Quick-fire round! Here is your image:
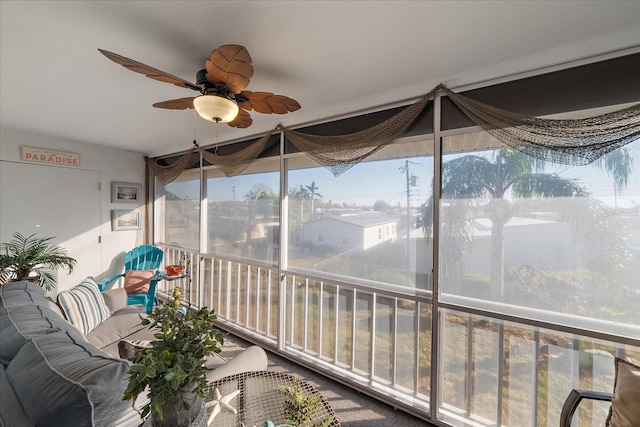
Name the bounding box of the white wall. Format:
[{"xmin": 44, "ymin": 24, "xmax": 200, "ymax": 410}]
[{"xmin": 0, "ymin": 127, "xmax": 147, "ymax": 293}]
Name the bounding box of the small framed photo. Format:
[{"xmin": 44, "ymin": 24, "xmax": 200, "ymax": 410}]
[
  {"xmin": 111, "ymin": 210, "xmax": 141, "ymax": 231},
  {"xmin": 112, "ymin": 182, "xmax": 141, "ymax": 203}
]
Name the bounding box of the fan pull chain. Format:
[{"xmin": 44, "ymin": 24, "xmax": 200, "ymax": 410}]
[
  {"xmin": 214, "ymin": 121, "xmax": 219, "ymax": 154},
  {"xmin": 192, "ymin": 109, "xmax": 197, "ymax": 146}
]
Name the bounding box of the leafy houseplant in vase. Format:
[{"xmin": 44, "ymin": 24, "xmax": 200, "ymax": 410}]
[
  {"xmin": 123, "ymin": 287, "xmax": 225, "ymax": 427},
  {"xmin": 0, "ymin": 232, "xmax": 76, "ymax": 291}
]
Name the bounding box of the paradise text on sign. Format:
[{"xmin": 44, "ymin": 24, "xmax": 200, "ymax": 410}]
[{"xmin": 21, "ymin": 146, "xmax": 80, "ymax": 167}]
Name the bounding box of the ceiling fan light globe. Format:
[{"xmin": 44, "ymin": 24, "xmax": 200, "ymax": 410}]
[{"xmin": 193, "ymin": 95, "xmax": 239, "ymax": 123}]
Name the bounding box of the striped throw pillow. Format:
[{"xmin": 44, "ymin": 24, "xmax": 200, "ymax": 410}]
[{"xmin": 57, "ymin": 278, "xmax": 111, "ymax": 335}]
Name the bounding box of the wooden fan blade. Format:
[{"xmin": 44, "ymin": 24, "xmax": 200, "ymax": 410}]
[
  {"xmin": 238, "ymin": 91, "xmax": 301, "ymax": 114},
  {"xmin": 205, "ymin": 45, "xmax": 254, "ymax": 94},
  {"xmin": 152, "ymin": 97, "xmax": 195, "ymax": 110},
  {"xmin": 98, "ymin": 49, "xmax": 201, "ymax": 92},
  {"xmin": 228, "ymin": 109, "xmax": 253, "ymax": 128}
]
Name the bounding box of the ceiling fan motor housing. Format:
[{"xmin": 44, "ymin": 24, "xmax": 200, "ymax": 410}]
[{"xmin": 196, "ymin": 69, "xmax": 236, "ymax": 100}]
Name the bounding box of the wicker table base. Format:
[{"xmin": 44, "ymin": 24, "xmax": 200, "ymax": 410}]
[{"xmin": 204, "ymin": 371, "xmax": 340, "ymax": 427}]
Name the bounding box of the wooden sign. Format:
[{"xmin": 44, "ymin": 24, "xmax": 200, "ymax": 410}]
[{"xmin": 20, "ymin": 146, "xmax": 80, "ymax": 167}]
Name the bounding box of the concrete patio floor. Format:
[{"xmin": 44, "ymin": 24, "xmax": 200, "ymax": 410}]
[{"xmin": 219, "ymin": 332, "xmax": 434, "ymax": 426}]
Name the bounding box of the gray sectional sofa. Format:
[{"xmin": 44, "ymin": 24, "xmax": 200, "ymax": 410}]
[{"xmin": 0, "ymin": 280, "xmax": 268, "ymax": 427}]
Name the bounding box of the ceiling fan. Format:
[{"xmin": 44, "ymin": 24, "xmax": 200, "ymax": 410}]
[{"xmin": 99, "ymin": 45, "xmax": 301, "ymax": 128}]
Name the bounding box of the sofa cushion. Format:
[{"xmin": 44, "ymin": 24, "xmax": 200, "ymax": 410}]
[
  {"xmin": 0, "ymin": 281, "xmax": 85, "ymax": 364},
  {"xmin": 123, "ymin": 270, "xmax": 155, "ymax": 294},
  {"xmin": 0, "ymin": 280, "xmax": 61, "ymax": 316},
  {"xmin": 0, "ymin": 363, "xmax": 32, "ymax": 427},
  {"xmin": 57, "ymin": 278, "xmax": 111, "ymax": 335},
  {"xmin": 606, "ymin": 357, "xmax": 640, "ymax": 427},
  {"xmin": 5, "ymin": 329, "xmax": 140, "ymax": 427},
  {"xmin": 205, "ymin": 345, "xmax": 268, "ymax": 383},
  {"xmin": 0, "ymin": 303, "xmax": 86, "ymax": 365},
  {"xmin": 85, "ymin": 305, "xmax": 148, "ymax": 351},
  {"xmin": 0, "ymin": 280, "xmax": 44, "ymax": 304},
  {"xmin": 100, "ymin": 288, "xmax": 128, "ymax": 313}
]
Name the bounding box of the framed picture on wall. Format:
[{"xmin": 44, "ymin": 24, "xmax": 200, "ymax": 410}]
[
  {"xmin": 111, "ymin": 182, "xmax": 141, "ymax": 203},
  {"xmin": 111, "ymin": 210, "xmax": 141, "ymax": 231}
]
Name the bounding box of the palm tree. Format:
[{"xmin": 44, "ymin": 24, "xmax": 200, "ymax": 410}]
[
  {"xmin": 0, "ymin": 232, "xmax": 76, "ymax": 291},
  {"xmin": 288, "ymin": 185, "xmax": 312, "ymax": 247},
  {"xmin": 243, "ymin": 185, "xmax": 277, "ymax": 259},
  {"xmin": 290, "ymin": 185, "xmax": 311, "ymax": 221},
  {"xmin": 305, "ymin": 181, "xmax": 322, "ymax": 219},
  {"xmin": 245, "ymin": 184, "xmax": 276, "ymax": 202},
  {"xmin": 425, "ymin": 149, "xmax": 589, "ymax": 300},
  {"xmin": 291, "ymin": 185, "xmax": 311, "ymax": 199},
  {"xmin": 594, "ymin": 147, "xmax": 633, "ymax": 208}
]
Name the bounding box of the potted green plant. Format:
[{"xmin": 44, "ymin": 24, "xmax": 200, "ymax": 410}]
[
  {"xmin": 277, "ymin": 377, "xmax": 335, "ymax": 427},
  {"xmin": 0, "ymin": 232, "xmax": 77, "ymax": 291},
  {"xmin": 123, "ymin": 287, "xmax": 225, "ymax": 426}
]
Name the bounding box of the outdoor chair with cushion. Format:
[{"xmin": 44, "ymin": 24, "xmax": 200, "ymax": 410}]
[
  {"xmin": 97, "ymin": 244, "xmax": 164, "ymax": 314},
  {"xmin": 560, "ymin": 357, "xmax": 640, "ymax": 427}
]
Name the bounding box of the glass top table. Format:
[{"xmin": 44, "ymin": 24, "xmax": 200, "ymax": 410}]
[{"xmin": 203, "ymin": 371, "xmax": 340, "ymax": 427}]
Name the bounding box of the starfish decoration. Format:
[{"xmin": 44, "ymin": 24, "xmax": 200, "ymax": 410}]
[{"xmin": 206, "ymin": 387, "xmax": 240, "ymax": 425}]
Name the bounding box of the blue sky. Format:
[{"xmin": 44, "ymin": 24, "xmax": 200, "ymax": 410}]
[{"xmin": 167, "ymin": 139, "xmax": 639, "ymax": 209}]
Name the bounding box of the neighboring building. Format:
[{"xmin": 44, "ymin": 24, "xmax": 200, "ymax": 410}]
[
  {"xmin": 302, "ymin": 213, "xmax": 398, "ymax": 252},
  {"xmin": 457, "ymin": 216, "xmax": 575, "ymax": 276}
]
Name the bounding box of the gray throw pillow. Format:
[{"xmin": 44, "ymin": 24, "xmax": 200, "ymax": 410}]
[
  {"xmin": 6, "ymin": 337, "xmax": 94, "ymax": 426},
  {"xmin": 0, "ymin": 283, "xmax": 86, "ymax": 364},
  {"xmin": 6, "ymin": 330, "xmax": 138, "ymax": 427}
]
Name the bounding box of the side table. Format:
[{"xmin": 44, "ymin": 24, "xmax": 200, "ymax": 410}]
[{"xmin": 204, "ymin": 371, "xmax": 340, "ymax": 427}]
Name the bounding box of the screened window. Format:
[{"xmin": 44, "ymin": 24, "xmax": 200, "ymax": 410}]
[
  {"xmin": 286, "ymin": 137, "xmax": 435, "ymax": 291},
  {"xmin": 156, "ymin": 169, "xmax": 200, "ymax": 251},
  {"xmin": 205, "ymin": 159, "xmax": 280, "ymax": 265},
  {"xmin": 439, "ymin": 131, "xmax": 640, "ymax": 337}
]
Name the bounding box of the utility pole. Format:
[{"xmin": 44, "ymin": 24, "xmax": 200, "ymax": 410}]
[{"xmin": 399, "ymin": 160, "xmax": 419, "ymax": 267}]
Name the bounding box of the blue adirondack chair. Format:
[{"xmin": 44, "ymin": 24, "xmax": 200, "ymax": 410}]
[{"xmin": 97, "ymin": 245, "xmax": 164, "ymax": 314}]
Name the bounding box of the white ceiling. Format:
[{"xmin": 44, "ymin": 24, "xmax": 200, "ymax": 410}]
[{"xmin": 2, "ymin": 1, "xmax": 639, "ymax": 158}]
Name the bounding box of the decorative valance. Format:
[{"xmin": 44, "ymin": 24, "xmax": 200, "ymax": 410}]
[
  {"xmin": 146, "ymin": 84, "xmax": 640, "ymax": 184},
  {"xmin": 439, "ymin": 85, "xmax": 640, "ymax": 166},
  {"xmin": 199, "ymin": 128, "xmax": 276, "ymax": 177},
  {"xmin": 279, "ymin": 86, "xmax": 436, "ymax": 176},
  {"xmin": 145, "ymin": 147, "xmax": 197, "ymax": 185}
]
